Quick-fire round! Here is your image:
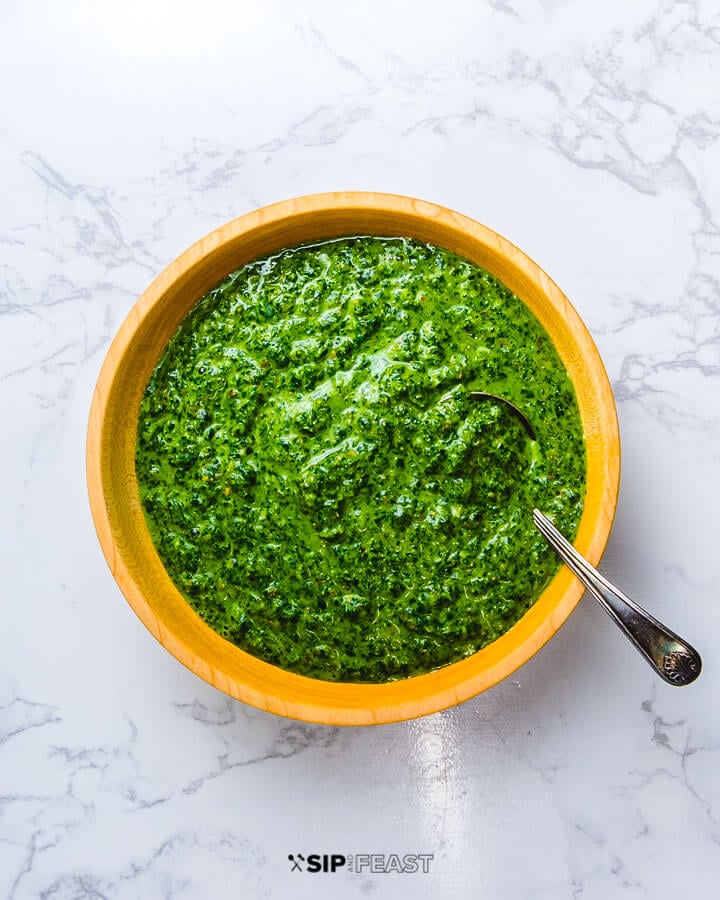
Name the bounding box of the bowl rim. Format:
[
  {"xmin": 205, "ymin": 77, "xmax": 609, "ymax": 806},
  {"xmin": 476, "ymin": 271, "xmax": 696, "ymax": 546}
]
[{"xmin": 86, "ymin": 191, "xmax": 620, "ymax": 725}]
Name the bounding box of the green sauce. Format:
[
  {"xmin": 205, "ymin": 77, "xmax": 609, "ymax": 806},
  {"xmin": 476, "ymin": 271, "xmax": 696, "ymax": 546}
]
[{"xmin": 136, "ymin": 237, "xmax": 586, "ymax": 682}]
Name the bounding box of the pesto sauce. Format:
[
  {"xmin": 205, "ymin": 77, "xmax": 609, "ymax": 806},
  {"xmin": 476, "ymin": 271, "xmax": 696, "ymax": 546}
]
[{"xmin": 136, "ymin": 237, "xmax": 586, "ymax": 682}]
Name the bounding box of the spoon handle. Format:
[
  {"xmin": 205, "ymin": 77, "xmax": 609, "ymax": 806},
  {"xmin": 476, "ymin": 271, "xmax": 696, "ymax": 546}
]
[{"xmin": 533, "ymin": 509, "xmax": 701, "ymax": 686}]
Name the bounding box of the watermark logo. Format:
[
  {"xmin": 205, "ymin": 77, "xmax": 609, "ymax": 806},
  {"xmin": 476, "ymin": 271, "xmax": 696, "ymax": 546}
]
[{"xmin": 288, "ymin": 853, "xmax": 433, "ymax": 874}]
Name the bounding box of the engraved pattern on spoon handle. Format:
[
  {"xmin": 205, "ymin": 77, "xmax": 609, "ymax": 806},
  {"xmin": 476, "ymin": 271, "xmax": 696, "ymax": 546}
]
[{"xmin": 533, "ymin": 509, "xmax": 702, "ymax": 686}]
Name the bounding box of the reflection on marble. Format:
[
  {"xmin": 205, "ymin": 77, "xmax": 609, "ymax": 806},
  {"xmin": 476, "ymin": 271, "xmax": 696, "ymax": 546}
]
[{"xmin": 1, "ymin": 0, "xmax": 719, "ymax": 896}]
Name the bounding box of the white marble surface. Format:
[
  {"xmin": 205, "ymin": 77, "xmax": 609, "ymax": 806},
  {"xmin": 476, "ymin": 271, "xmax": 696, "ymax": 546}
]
[{"xmin": 2, "ymin": 0, "xmax": 719, "ymax": 896}]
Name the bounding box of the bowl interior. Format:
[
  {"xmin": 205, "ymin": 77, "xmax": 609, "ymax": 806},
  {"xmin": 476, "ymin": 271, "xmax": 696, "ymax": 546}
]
[{"xmin": 87, "ymin": 192, "xmax": 620, "ymax": 725}]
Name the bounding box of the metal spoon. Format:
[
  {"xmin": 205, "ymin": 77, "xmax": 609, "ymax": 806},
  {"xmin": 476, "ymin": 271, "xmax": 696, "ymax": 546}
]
[
  {"xmin": 468, "ymin": 391, "xmax": 702, "ymax": 686},
  {"xmin": 533, "ymin": 510, "xmax": 701, "ymax": 685},
  {"xmin": 468, "ymin": 391, "xmax": 537, "ymax": 440}
]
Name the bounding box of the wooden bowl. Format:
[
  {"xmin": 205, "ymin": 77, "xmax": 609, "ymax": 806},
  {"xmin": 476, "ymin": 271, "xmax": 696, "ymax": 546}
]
[{"xmin": 87, "ymin": 192, "xmax": 620, "ymax": 725}]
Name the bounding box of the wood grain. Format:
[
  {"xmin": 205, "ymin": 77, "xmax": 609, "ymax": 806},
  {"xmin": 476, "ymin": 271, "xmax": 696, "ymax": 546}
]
[{"xmin": 86, "ymin": 192, "xmax": 620, "ymax": 725}]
